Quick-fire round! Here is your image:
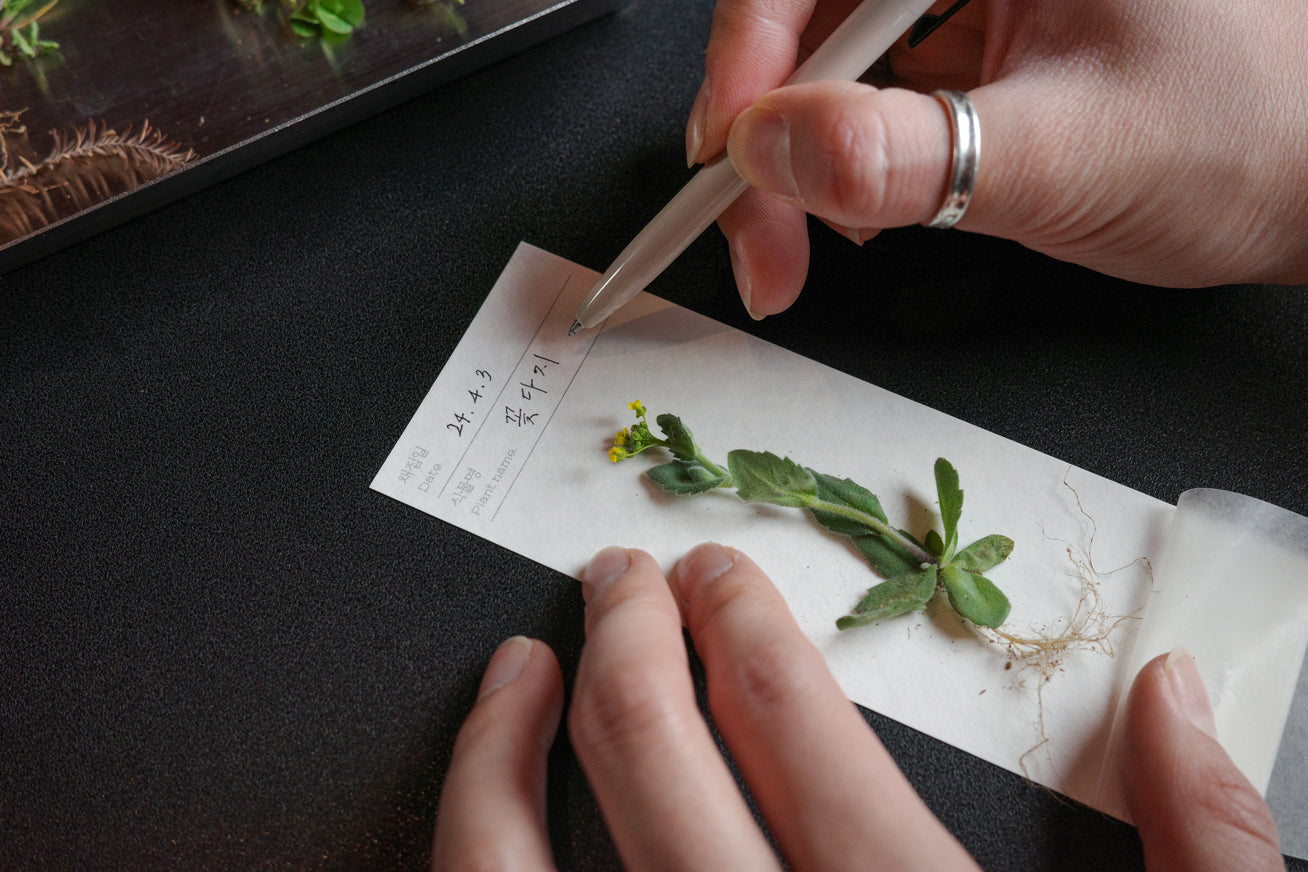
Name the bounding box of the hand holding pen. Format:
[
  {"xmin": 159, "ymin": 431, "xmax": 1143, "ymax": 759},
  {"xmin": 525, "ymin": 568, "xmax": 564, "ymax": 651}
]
[
  {"xmin": 697, "ymin": 0, "xmax": 1308, "ymax": 313},
  {"xmin": 578, "ymin": 0, "xmax": 1308, "ymax": 332}
]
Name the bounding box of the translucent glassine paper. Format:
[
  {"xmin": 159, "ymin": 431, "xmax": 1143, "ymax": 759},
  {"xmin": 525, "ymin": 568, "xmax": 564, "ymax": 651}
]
[
  {"xmin": 372, "ymin": 243, "xmax": 1307, "ymax": 853},
  {"xmin": 1100, "ymin": 488, "xmax": 1308, "ymax": 856}
]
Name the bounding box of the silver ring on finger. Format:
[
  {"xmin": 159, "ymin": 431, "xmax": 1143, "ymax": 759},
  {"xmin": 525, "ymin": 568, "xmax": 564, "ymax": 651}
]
[{"xmin": 925, "ymin": 89, "xmax": 980, "ymax": 230}]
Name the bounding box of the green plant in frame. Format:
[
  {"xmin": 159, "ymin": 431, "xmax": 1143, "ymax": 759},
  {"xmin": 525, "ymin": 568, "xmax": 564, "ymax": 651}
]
[
  {"xmin": 288, "ymin": 0, "xmax": 365, "ymax": 39},
  {"xmin": 0, "ymin": 0, "xmax": 60, "ymax": 66},
  {"xmin": 230, "ymin": 0, "xmax": 364, "ymax": 40},
  {"xmin": 608, "ymin": 401, "xmax": 1015, "ymax": 631}
]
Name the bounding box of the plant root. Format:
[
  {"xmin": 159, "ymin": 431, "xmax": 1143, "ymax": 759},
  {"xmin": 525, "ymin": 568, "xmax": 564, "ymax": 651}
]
[{"xmin": 982, "ymin": 470, "xmax": 1152, "ymax": 779}]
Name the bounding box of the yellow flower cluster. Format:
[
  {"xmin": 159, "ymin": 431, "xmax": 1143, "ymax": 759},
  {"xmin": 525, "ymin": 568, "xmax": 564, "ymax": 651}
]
[{"xmin": 608, "ymin": 400, "xmax": 657, "ymax": 462}]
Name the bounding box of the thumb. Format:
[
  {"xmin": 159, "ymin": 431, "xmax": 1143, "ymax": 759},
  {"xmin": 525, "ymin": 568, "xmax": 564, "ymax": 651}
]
[
  {"xmin": 1121, "ymin": 649, "xmax": 1284, "ymax": 872},
  {"xmin": 725, "ymin": 83, "xmax": 956, "ymax": 232},
  {"xmin": 431, "ymin": 637, "xmax": 563, "ymax": 872}
]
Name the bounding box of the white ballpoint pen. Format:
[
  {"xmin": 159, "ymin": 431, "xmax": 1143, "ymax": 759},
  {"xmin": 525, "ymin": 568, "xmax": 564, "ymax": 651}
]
[{"xmin": 569, "ymin": 0, "xmax": 941, "ymax": 334}]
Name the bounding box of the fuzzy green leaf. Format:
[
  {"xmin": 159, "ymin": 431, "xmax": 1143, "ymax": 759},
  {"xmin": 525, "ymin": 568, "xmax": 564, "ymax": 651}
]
[
  {"xmin": 646, "ymin": 460, "xmax": 726, "ymax": 494},
  {"xmin": 951, "ymin": 534, "xmax": 1014, "ymax": 574},
  {"xmin": 654, "ymin": 413, "xmax": 700, "ymax": 462},
  {"xmin": 836, "ymin": 566, "xmax": 937, "ymax": 630},
  {"xmin": 728, "ymin": 450, "xmax": 817, "ymax": 508},
  {"xmin": 806, "ymin": 470, "xmax": 889, "ymax": 536},
  {"xmin": 940, "ymin": 564, "xmax": 1011, "ymax": 628},
  {"xmin": 850, "ymin": 533, "xmax": 924, "ymax": 579},
  {"xmin": 934, "ymin": 458, "xmax": 963, "ymax": 557}
]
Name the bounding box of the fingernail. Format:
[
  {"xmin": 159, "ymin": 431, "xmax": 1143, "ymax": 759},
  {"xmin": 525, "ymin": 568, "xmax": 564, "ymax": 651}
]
[
  {"xmin": 728, "ymin": 106, "xmax": 801, "ymax": 203},
  {"xmin": 478, "ymin": 635, "xmax": 533, "ymax": 701},
  {"xmin": 1164, "ymin": 646, "xmax": 1219, "ymax": 739},
  {"xmin": 833, "ymin": 223, "xmax": 863, "ymax": 246},
  {"xmin": 686, "ymin": 82, "xmax": 709, "ymax": 167},
  {"xmin": 727, "ymin": 239, "xmax": 763, "ymax": 321},
  {"xmin": 672, "ymin": 542, "xmax": 737, "ymax": 606},
  {"xmin": 582, "ymin": 546, "xmax": 631, "ymax": 604}
]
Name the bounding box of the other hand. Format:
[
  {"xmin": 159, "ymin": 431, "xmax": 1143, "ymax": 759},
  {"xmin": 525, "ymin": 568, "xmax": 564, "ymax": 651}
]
[{"xmin": 431, "ymin": 543, "xmax": 1285, "ymax": 870}]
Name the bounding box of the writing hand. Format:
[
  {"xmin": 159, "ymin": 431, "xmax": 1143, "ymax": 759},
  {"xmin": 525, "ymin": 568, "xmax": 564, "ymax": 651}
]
[{"xmin": 684, "ymin": 0, "xmax": 1308, "ymax": 317}]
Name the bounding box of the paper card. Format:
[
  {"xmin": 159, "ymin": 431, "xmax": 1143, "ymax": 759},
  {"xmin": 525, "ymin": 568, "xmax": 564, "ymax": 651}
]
[{"xmin": 372, "ymin": 242, "xmax": 1308, "ymax": 855}]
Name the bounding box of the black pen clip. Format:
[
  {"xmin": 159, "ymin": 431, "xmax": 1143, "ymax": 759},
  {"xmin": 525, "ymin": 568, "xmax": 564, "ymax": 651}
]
[{"xmin": 907, "ymin": 0, "xmax": 975, "ymax": 48}]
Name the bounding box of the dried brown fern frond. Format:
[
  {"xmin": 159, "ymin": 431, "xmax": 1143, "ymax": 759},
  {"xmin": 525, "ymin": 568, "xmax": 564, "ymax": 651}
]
[
  {"xmin": 3, "ymin": 119, "xmax": 195, "ymax": 187},
  {"xmin": 0, "ymin": 108, "xmax": 26, "ymax": 175},
  {"xmin": 1, "ymin": 118, "xmax": 196, "ymax": 240}
]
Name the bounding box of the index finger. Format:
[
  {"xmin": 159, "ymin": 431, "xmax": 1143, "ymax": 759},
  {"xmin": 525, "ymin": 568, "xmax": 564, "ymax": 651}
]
[
  {"xmin": 670, "ymin": 543, "xmax": 982, "ymax": 871},
  {"xmin": 688, "ymin": 0, "xmax": 862, "ymax": 164},
  {"xmin": 569, "ymin": 546, "xmax": 783, "ymax": 871}
]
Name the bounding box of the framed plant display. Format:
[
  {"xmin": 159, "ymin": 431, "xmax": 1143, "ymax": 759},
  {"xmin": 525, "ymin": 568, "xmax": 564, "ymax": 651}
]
[{"xmin": 0, "ymin": 0, "xmax": 617, "ymax": 271}]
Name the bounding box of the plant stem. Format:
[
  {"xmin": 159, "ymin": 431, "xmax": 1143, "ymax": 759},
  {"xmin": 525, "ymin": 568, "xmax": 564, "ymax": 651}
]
[
  {"xmin": 695, "ymin": 451, "xmax": 732, "ymax": 488},
  {"xmin": 804, "ymin": 497, "xmax": 935, "ymax": 565}
]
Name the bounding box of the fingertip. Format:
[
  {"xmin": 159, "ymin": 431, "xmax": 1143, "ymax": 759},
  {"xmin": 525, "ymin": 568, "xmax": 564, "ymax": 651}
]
[
  {"xmin": 669, "ymin": 543, "xmax": 792, "ymax": 639},
  {"xmin": 686, "ymin": 80, "xmax": 709, "ymax": 167},
  {"xmin": 474, "ymin": 636, "xmax": 564, "ymax": 734},
  {"xmin": 434, "ymin": 637, "xmax": 563, "ymax": 872},
  {"xmin": 727, "ymin": 104, "xmax": 802, "ymax": 203},
  {"xmin": 670, "ymin": 542, "xmax": 740, "ymax": 608},
  {"xmin": 718, "ymin": 189, "xmax": 809, "ymax": 318},
  {"xmin": 1123, "ymin": 649, "xmax": 1283, "ymax": 872},
  {"xmin": 477, "ymin": 635, "xmax": 534, "ymax": 701},
  {"xmin": 582, "ymin": 545, "xmax": 633, "ymax": 604},
  {"xmin": 1123, "ymin": 648, "xmax": 1217, "ymax": 756},
  {"xmin": 1161, "ymin": 646, "xmax": 1219, "ymax": 739},
  {"xmin": 726, "ymin": 238, "xmax": 762, "ymax": 320}
]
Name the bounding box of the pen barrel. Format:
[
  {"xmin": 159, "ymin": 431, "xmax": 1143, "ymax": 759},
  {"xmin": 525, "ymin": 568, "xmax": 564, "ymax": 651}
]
[
  {"xmin": 575, "ymin": 156, "xmax": 748, "ymax": 328},
  {"xmin": 788, "ymin": 0, "xmax": 938, "ymax": 85},
  {"xmin": 576, "ymin": 0, "xmax": 942, "ymax": 329}
]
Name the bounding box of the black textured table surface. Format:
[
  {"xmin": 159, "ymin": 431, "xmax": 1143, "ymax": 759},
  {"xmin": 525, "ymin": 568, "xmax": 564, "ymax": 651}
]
[{"xmin": 3, "ymin": 0, "xmax": 1307, "ymax": 868}]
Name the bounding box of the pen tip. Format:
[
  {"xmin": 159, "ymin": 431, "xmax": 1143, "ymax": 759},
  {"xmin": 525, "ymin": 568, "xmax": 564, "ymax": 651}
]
[{"xmin": 568, "ymin": 320, "xmax": 582, "ymax": 336}]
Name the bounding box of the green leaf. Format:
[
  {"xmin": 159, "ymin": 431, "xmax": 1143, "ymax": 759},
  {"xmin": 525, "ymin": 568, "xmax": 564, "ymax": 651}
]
[
  {"xmin": 289, "ymin": 14, "xmax": 319, "ymax": 36},
  {"xmin": 727, "ymin": 450, "xmax": 817, "ymax": 509},
  {"xmin": 940, "ymin": 564, "xmax": 1011, "ymax": 628},
  {"xmin": 934, "ymin": 457, "xmax": 963, "ymax": 558},
  {"xmin": 806, "ymin": 470, "xmax": 889, "ymax": 536},
  {"xmin": 951, "ymin": 534, "xmax": 1014, "ymax": 574},
  {"xmin": 924, "ymin": 528, "xmax": 945, "ymax": 558},
  {"xmin": 836, "ymin": 566, "xmax": 937, "ymax": 630},
  {"xmin": 335, "ymin": 0, "xmax": 365, "ymax": 25},
  {"xmin": 11, "ymin": 24, "xmax": 33, "ymax": 55},
  {"xmin": 646, "ymin": 460, "xmax": 726, "ymax": 495},
  {"xmin": 315, "ymin": 6, "xmax": 354, "ymax": 33},
  {"xmin": 654, "ymin": 413, "xmax": 699, "ymax": 462},
  {"xmin": 850, "ymin": 533, "xmax": 924, "ymax": 579}
]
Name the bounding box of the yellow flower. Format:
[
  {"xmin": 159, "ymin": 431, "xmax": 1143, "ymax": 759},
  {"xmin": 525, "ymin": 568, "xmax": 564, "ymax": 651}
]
[{"xmin": 607, "ymin": 402, "xmax": 664, "ymax": 462}]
